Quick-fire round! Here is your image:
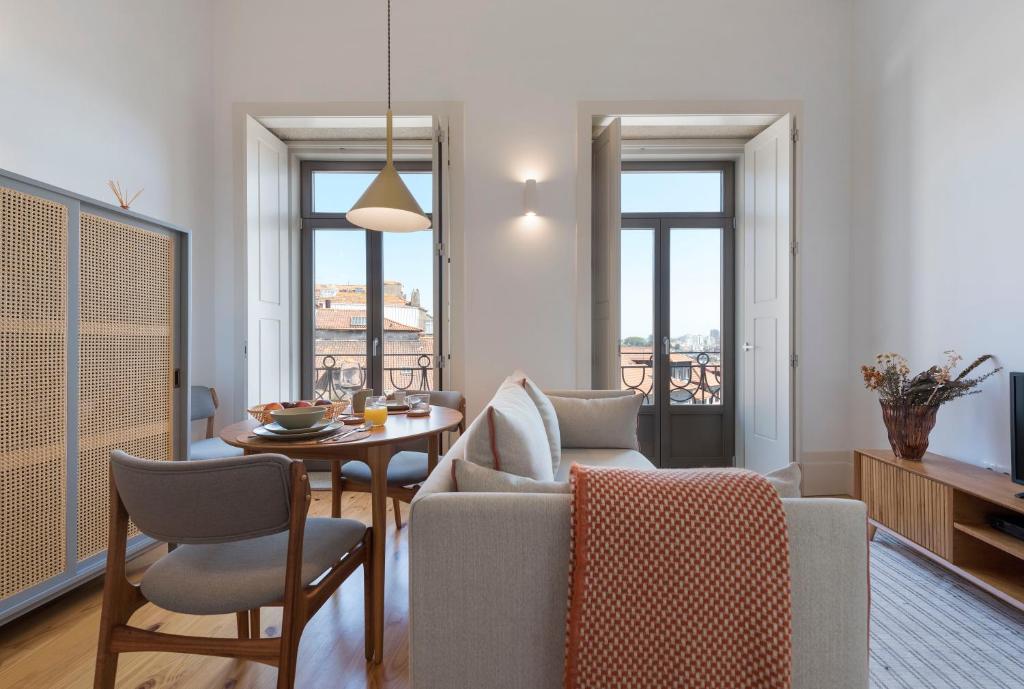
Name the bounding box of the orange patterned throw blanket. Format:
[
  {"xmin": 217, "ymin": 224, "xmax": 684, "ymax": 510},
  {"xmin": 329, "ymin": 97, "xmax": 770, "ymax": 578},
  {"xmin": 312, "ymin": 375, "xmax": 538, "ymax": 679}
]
[{"xmin": 564, "ymin": 465, "xmax": 792, "ymax": 689}]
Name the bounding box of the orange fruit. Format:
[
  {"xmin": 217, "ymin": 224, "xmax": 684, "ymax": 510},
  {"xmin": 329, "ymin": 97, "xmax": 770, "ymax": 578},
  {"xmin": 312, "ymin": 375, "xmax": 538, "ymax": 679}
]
[{"xmin": 264, "ymin": 402, "xmax": 284, "ymax": 411}]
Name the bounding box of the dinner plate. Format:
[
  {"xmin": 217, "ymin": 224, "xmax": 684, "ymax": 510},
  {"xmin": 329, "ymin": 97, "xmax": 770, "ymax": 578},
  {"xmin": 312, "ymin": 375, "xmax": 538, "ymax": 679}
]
[
  {"xmin": 253, "ymin": 421, "xmax": 343, "ymax": 441},
  {"xmin": 263, "ymin": 419, "xmax": 332, "ymax": 435}
]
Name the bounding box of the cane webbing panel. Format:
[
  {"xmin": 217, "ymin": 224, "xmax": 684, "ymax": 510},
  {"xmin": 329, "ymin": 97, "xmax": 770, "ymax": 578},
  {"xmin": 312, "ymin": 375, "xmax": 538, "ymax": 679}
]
[
  {"xmin": 0, "ymin": 188, "xmax": 68, "ymax": 599},
  {"xmin": 78, "ymin": 213, "xmax": 174, "ymax": 561}
]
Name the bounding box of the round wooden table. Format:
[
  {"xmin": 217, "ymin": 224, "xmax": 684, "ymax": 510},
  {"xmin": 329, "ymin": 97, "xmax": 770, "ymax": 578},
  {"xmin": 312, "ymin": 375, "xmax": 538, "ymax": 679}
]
[{"xmin": 220, "ymin": 406, "xmax": 463, "ymax": 663}]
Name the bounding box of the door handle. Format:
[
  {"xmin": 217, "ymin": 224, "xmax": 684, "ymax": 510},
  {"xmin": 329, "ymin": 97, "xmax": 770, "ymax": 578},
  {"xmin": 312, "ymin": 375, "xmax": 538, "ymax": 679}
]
[
  {"xmin": 372, "ymin": 337, "xmax": 380, "ymax": 357},
  {"xmin": 743, "ymin": 342, "xmax": 754, "ymax": 351},
  {"xmin": 663, "ymin": 336, "xmax": 670, "ymax": 356}
]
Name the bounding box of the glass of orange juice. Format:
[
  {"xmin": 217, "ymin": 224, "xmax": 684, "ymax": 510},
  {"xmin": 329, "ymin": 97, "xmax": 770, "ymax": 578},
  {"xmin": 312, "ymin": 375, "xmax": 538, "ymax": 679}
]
[{"xmin": 364, "ymin": 396, "xmax": 388, "ymax": 427}]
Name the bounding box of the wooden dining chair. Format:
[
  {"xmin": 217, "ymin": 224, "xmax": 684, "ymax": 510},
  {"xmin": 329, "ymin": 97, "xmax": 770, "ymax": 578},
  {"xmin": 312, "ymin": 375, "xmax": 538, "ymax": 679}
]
[
  {"xmin": 94, "ymin": 451, "xmax": 373, "ymax": 689},
  {"xmin": 188, "ymin": 385, "xmax": 243, "ymax": 460},
  {"xmin": 334, "ymin": 390, "xmax": 466, "ymax": 529}
]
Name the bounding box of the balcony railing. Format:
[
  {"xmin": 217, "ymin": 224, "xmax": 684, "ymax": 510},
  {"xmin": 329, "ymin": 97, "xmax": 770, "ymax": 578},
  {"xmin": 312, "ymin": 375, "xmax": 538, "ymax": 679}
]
[
  {"xmin": 619, "ymin": 348, "xmax": 722, "ymax": 405},
  {"xmin": 314, "ymin": 352, "xmax": 434, "ymax": 401}
]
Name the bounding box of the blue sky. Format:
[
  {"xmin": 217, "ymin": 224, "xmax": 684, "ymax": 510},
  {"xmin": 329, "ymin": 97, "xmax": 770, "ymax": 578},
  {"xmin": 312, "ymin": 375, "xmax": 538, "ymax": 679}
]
[
  {"xmin": 620, "ymin": 172, "xmax": 723, "ymax": 342},
  {"xmin": 313, "ymin": 172, "xmax": 434, "ymax": 311}
]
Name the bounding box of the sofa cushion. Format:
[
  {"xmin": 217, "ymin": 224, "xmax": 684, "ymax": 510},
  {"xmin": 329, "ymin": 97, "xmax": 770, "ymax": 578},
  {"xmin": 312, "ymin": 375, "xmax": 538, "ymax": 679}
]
[
  {"xmin": 555, "ymin": 448, "xmax": 655, "ymax": 481},
  {"xmin": 765, "ymin": 463, "xmax": 802, "ymax": 498},
  {"xmin": 511, "ymin": 371, "xmax": 561, "ymax": 475},
  {"xmin": 465, "ymin": 380, "xmax": 554, "ymax": 480},
  {"xmin": 451, "ymin": 459, "xmax": 569, "ymax": 494},
  {"xmin": 548, "ymin": 394, "xmax": 642, "ymax": 450}
]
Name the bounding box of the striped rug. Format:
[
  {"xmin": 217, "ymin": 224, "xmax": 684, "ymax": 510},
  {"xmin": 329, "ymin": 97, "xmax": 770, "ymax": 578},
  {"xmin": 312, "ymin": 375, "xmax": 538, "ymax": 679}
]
[{"xmin": 870, "ymin": 532, "xmax": 1024, "ymax": 689}]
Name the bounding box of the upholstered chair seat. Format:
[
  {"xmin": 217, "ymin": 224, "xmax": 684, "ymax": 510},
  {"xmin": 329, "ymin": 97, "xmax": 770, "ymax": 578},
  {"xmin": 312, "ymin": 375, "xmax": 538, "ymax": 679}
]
[
  {"xmin": 142, "ymin": 517, "xmax": 366, "ymax": 615},
  {"xmin": 341, "ymin": 451, "xmax": 429, "ymax": 486}
]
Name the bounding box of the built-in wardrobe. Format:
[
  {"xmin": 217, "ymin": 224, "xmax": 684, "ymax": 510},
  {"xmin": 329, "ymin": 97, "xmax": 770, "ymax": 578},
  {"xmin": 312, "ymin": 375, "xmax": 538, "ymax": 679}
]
[{"xmin": 0, "ymin": 169, "xmax": 189, "ymax": 625}]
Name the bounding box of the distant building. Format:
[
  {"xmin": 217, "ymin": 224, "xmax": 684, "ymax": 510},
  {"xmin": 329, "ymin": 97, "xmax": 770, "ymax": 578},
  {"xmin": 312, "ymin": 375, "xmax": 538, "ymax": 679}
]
[{"xmin": 313, "ymin": 281, "xmax": 435, "ymax": 396}]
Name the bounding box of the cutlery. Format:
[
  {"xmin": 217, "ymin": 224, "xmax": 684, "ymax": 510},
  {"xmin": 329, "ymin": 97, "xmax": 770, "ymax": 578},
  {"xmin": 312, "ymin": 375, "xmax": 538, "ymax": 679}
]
[{"xmin": 318, "ymin": 424, "xmax": 370, "ymax": 443}]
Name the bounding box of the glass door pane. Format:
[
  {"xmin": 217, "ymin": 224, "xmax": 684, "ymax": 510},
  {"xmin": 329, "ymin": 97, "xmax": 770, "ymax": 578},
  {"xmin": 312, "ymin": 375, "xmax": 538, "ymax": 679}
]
[
  {"xmin": 619, "ymin": 226, "xmax": 656, "ymax": 404},
  {"xmin": 668, "ymin": 228, "xmax": 723, "ymax": 405},
  {"xmin": 382, "ymin": 230, "xmax": 436, "ymax": 394},
  {"xmin": 312, "ymin": 229, "xmax": 368, "ymax": 402}
]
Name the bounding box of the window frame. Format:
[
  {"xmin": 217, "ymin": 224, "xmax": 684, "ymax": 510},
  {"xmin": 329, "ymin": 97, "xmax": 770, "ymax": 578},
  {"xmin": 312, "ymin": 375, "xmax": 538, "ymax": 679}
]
[{"xmin": 299, "ymin": 160, "xmax": 440, "ymax": 399}]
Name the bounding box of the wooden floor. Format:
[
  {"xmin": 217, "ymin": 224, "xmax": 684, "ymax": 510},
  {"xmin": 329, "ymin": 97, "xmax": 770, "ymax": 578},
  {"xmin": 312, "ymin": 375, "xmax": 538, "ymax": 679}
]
[{"xmin": 0, "ymin": 490, "xmax": 411, "ymax": 689}]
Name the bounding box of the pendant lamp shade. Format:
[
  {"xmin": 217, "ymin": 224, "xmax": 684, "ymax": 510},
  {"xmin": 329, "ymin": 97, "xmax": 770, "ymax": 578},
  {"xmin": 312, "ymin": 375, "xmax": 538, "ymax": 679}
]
[
  {"xmin": 345, "ymin": 125, "xmax": 431, "ymax": 232},
  {"xmin": 344, "ymin": 0, "xmax": 432, "ymax": 233}
]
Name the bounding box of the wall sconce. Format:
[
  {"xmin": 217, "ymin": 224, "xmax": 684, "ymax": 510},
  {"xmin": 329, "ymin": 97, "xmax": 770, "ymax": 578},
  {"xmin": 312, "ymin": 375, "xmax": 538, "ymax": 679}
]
[{"xmin": 523, "ymin": 179, "xmax": 537, "ymax": 216}]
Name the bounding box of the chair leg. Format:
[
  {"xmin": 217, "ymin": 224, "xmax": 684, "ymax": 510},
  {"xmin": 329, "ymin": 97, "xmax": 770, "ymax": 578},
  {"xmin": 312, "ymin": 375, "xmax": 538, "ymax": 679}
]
[
  {"xmin": 331, "ymin": 465, "xmax": 343, "ymax": 518},
  {"xmin": 276, "ymin": 631, "xmax": 302, "ymax": 689},
  {"xmin": 392, "ymin": 497, "xmax": 403, "ymax": 530},
  {"xmin": 250, "ymin": 608, "xmax": 261, "ymax": 639},
  {"xmin": 93, "ymin": 644, "xmax": 119, "ymax": 689},
  {"xmin": 363, "ymin": 529, "xmax": 374, "ymax": 661},
  {"xmin": 236, "ymin": 611, "xmax": 250, "ymax": 639}
]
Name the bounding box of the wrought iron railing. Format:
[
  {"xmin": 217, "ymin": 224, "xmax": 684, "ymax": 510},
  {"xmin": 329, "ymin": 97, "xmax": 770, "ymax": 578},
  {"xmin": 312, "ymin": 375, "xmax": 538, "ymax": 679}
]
[
  {"xmin": 619, "ymin": 348, "xmax": 722, "ymax": 405},
  {"xmin": 314, "ymin": 352, "xmax": 434, "ymax": 401}
]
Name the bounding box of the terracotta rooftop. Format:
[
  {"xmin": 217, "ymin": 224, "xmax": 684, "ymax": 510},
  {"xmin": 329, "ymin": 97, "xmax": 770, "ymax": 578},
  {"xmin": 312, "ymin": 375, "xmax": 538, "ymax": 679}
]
[{"xmin": 314, "ymin": 308, "xmax": 420, "ymax": 332}]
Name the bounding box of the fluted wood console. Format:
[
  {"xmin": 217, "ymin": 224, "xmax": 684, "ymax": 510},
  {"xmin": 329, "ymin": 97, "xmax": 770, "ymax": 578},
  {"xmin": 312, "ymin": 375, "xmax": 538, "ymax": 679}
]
[{"xmin": 854, "ymin": 449, "xmax": 1024, "ymax": 609}]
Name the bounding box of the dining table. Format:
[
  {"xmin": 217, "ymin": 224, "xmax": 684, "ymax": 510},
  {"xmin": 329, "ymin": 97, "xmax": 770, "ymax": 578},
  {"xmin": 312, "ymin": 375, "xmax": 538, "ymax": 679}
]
[{"xmin": 219, "ymin": 404, "xmax": 464, "ymax": 663}]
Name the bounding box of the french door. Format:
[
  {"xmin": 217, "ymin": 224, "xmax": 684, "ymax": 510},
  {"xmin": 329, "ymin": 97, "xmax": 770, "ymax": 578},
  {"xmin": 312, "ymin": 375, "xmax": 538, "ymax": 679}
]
[
  {"xmin": 620, "ymin": 163, "xmax": 735, "ymax": 467},
  {"xmin": 299, "ymin": 161, "xmax": 440, "ymax": 401}
]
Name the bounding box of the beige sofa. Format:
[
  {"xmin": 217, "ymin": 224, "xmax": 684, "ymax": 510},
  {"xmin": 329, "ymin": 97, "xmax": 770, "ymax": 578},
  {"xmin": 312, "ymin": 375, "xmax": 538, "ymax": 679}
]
[{"xmin": 409, "ymin": 389, "xmax": 869, "ymax": 689}]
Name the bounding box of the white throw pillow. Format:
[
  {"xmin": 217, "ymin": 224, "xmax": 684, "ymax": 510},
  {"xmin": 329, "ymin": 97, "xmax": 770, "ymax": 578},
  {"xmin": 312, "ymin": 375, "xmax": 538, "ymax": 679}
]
[
  {"xmin": 451, "ymin": 459, "xmax": 569, "ymax": 494},
  {"xmin": 510, "ymin": 370, "xmax": 561, "ymax": 475},
  {"xmin": 548, "ymin": 394, "xmax": 643, "ymax": 450},
  {"xmin": 465, "ymin": 381, "xmax": 554, "ymax": 480},
  {"xmin": 764, "ymin": 463, "xmax": 802, "ymax": 498}
]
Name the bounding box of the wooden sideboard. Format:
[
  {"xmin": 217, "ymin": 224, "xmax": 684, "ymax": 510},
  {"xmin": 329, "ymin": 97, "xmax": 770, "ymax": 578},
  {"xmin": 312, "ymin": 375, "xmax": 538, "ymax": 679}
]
[{"xmin": 854, "ymin": 449, "xmax": 1024, "ymax": 610}]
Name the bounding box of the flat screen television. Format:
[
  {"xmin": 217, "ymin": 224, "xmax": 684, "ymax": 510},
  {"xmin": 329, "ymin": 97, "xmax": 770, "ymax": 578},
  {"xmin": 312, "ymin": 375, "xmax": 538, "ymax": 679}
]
[{"xmin": 1013, "ymin": 372, "xmax": 1024, "ymax": 487}]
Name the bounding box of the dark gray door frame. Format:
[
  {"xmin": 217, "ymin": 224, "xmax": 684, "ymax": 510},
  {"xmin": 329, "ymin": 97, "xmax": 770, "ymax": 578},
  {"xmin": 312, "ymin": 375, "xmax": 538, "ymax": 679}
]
[
  {"xmin": 621, "ymin": 160, "xmax": 735, "ymax": 468},
  {"xmin": 299, "ymin": 160, "xmax": 436, "ymax": 399}
]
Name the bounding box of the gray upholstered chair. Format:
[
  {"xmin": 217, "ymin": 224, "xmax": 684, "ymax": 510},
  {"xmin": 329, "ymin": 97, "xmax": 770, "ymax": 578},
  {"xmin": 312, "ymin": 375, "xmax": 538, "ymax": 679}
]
[
  {"xmin": 189, "ymin": 385, "xmax": 243, "ymax": 460},
  {"xmin": 336, "ymin": 390, "xmax": 466, "ymax": 529},
  {"xmin": 94, "ymin": 451, "xmax": 372, "ymax": 689}
]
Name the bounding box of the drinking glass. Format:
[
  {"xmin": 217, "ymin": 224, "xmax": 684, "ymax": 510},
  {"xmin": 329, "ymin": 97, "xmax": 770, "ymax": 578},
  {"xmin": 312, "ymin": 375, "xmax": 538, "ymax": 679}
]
[
  {"xmin": 407, "ymin": 394, "xmax": 430, "ymax": 414},
  {"xmin": 364, "ymin": 395, "xmax": 389, "ymax": 427}
]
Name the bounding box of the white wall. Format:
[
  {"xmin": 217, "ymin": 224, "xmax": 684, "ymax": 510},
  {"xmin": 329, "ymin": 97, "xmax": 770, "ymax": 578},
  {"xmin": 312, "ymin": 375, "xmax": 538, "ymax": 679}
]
[
  {"xmin": 0, "ymin": 0, "xmax": 217, "ymax": 399},
  {"xmin": 211, "ymin": 0, "xmax": 856, "ymax": 463},
  {"xmin": 852, "ymin": 0, "xmax": 1024, "ymax": 470}
]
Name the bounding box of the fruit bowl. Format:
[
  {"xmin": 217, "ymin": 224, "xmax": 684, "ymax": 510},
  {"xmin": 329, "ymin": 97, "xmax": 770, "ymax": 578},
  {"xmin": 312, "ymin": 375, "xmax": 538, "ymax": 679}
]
[{"xmin": 248, "ymin": 400, "xmax": 347, "ymax": 425}]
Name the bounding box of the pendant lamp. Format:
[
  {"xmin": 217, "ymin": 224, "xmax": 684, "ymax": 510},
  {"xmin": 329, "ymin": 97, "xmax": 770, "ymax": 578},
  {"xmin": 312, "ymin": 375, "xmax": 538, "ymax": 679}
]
[{"xmin": 346, "ymin": 0, "xmax": 431, "ymax": 232}]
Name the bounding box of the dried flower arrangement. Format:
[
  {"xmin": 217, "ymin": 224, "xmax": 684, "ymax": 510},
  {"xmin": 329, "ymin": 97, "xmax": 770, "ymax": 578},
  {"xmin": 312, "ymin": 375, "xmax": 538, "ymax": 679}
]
[
  {"xmin": 107, "ymin": 180, "xmax": 143, "ymax": 210},
  {"xmin": 861, "ymin": 351, "xmax": 1001, "ymax": 459},
  {"xmin": 861, "ymin": 351, "xmax": 1001, "ymax": 406}
]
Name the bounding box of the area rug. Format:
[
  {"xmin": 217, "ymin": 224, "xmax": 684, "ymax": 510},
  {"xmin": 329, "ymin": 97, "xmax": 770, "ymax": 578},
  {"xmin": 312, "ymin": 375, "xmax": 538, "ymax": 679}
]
[{"xmin": 870, "ymin": 532, "xmax": 1024, "ymax": 689}]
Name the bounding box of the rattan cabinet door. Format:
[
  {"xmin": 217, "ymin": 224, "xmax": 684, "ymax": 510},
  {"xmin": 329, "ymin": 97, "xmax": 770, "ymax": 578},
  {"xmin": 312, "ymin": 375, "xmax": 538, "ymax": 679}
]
[
  {"xmin": 77, "ymin": 213, "xmax": 175, "ymax": 561},
  {"xmin": 0, "ymin": 188, "xmax": 68, "ymax": 599}
]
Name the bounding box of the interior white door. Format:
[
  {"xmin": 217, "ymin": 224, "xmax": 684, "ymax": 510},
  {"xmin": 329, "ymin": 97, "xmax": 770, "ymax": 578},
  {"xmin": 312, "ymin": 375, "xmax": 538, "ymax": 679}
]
[
  {"xmin": 591, "ymin": 118, "xmax": 621, "ymax": 390},
  {"xmin": 742, "ymin": 114, "xmax": 793, "ymax": 473},
  {"xmin": 245, "ymin": 116, "xmax": 291, "ymax": 406}
]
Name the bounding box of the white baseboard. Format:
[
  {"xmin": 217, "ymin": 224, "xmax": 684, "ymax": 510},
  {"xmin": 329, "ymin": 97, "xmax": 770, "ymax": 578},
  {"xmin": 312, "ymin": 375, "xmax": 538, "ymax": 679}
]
[{"xmin": 799, "ymin": 450, "xmax": 853, "ymax": 496}]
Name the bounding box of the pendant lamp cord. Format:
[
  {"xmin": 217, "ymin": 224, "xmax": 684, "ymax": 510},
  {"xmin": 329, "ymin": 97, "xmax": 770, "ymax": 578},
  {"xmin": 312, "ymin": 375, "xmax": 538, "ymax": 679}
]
[{"xmin": 387, "ymin": 0, "xmax": 391, "ymax": 110}]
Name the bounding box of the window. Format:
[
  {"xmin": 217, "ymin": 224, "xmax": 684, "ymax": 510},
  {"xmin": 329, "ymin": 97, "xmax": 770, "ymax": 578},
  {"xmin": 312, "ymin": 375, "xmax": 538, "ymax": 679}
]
[{"xmin": 300, "ymin": 161, "xmax": 440, "ymax": 400}]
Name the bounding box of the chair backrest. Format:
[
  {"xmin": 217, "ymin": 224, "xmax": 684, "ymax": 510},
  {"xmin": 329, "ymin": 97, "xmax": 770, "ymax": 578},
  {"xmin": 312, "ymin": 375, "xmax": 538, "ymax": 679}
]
[
  {"xmin": 190, "ymin": 385, "xmax": 217, "ymax": 422},
  {"xmin": 110, "ymin": 451, "xmax": 296, "ymax": 544},
  {"xmin": 393, "ymin": 390, "xmax": 465, "ymax": 454}
]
